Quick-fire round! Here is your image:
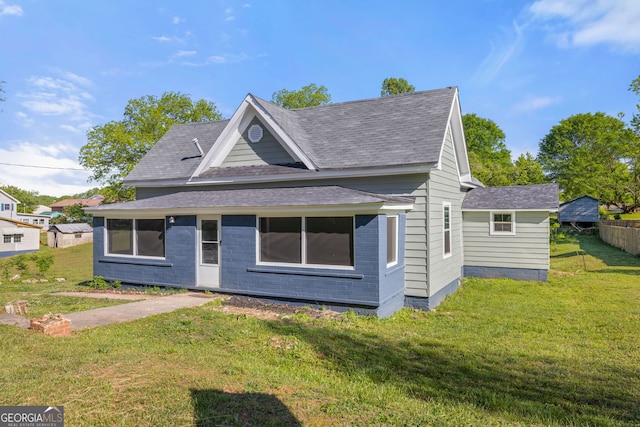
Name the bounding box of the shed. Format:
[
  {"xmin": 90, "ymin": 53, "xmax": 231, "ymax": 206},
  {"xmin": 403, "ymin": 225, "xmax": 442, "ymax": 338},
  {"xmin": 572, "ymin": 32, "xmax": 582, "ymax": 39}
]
[
  {"xmin": 47, "ymin": 223, "xmax": 93, "ymax": 248},
  {"xmin": 558, "ymin": 195, "xmax": 599, "ymax": 227}
]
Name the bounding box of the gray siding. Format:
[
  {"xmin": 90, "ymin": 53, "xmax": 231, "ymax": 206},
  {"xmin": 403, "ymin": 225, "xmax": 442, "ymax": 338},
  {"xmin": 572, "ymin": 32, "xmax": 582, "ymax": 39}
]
[
  {"xmin": 463, "ymin": 211, "xmax": 550, "ymax": 270},
  {"xmin": 558, "ymin": 196, "xmax": 599, "ymax": 224},
  {"xmin": 426, "ymin": 128, "xmax": 465, "ymax": 298},
  {"xmin": 221, "ymin": 118, "xmax": 295, "ymax": 167}
]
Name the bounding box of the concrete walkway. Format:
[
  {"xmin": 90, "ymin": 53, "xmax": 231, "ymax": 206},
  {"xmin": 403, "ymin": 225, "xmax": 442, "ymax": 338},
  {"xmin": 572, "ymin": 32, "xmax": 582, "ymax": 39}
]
[{"xmin": 0, "ymin": 292, "xmax": 220, "ymax": 331}]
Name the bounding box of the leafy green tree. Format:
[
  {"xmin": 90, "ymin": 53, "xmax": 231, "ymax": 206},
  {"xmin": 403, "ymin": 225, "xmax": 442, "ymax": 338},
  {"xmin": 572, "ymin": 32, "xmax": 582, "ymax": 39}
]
[
  {"xmin": 380, "ymin": 77, "xmax": 415, "ymax": 96},
  {"xmin": 462, "ymin": 114, "xmax": 514, "ymax": 186},
  {"xmin": 630, "ymin": 75, "xmax": 640, "ymax": 134},
  {"xmin": 60, "ymin": 203, "xmax": 93, "ymax": 223},
  {"xmin": 79, "ymin": 92, "xmax": 221, "ymax": 201},
  {"xmin": 0, "ymin": 185, "xmax": 39, "ymax": 213},
  {"xmin": 538, "ymin": 112, "xmax": 640, "ymax": 212},
  {"xmin": 271, "ymin": 83, "xmax": 331, "ymax": 109},
  {"xmin": 512, "ymin": 152, "xmax": 547, "ymax": 185}
]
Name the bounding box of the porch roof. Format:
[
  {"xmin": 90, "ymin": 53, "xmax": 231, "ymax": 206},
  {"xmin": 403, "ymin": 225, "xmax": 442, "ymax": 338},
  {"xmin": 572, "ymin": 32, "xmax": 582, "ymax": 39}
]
[{"xmin": 86, "ymin": 186, "xmax": 414, "ymax": 213}]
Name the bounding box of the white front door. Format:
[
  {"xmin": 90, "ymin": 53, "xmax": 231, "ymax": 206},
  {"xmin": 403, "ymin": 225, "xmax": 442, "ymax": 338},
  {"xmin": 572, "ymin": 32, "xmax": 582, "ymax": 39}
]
[{"xmin": 197, "ymin": 216, "xmax": 220, "ymax": 287}]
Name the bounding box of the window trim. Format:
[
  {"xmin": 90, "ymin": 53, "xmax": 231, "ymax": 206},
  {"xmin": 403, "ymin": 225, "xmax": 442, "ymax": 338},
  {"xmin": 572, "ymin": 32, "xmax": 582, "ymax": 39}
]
[
  {"xmin": 386, "ymin": 215, "xmax": 398, "ymax": 268},
  {"xmin": 443, "ymin": 202, "xmax": 452, "ymax": 259},
  {"xmin": 490, "ymin": 211, "xmax": 516, "ymax": 236},
  {"xmin": 105, "ymin": 218, "xmax": 166, "ymax": 259},
  {"xmin": 3, "ymin": 235, "xmax": 11, "ymax": 244},
  {"xmin": 256, "ymin": 216, "xmax": 355, "ymax": 270}
]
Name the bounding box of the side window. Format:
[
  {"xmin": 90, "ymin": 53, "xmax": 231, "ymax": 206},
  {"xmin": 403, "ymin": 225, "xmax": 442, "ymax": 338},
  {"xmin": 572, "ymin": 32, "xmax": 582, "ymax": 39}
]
[
  {"xmin": 491, "ymin": 212, "xmax": 516, "ymax": 235},
  {"xmin": 387, "ymin": 215, "xmax": 398, "ymax": 267},
  {"xmin": 443, "ymin": 202, "xmax": 451, "ymax": 258}
]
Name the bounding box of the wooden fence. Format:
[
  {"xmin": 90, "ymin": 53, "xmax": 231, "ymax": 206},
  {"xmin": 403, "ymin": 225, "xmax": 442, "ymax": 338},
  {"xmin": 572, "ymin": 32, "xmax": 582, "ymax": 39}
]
[{"xmin": 599, "ymin": 220, "xmax": 640, "ymax": 256}]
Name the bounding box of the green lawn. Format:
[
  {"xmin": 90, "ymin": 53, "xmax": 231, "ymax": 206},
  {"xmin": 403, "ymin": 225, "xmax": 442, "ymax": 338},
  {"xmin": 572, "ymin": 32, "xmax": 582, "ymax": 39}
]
[{"xmin": 1, "ymin": 235, "xmax": 639, "ymax": 426}]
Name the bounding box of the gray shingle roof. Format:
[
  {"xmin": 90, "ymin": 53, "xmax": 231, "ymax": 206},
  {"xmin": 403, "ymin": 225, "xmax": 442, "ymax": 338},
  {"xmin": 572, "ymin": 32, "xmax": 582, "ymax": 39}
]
[
  {"xmin": 87, "ymin": 186, "xmax": 414, "ymax": 211},
  {"xmin": 462, "ymin": 184, "xmax": 559, "ymax": 210},
  {"xmin": 49, "ymin": 223, "xmax": 93, "ymax": 233},
  {"xmin": 126, "ymin": 120, "xmax": 229, "ymax": 182},
  {"xmin": 125, "ymin": 88, "xmax": 456, "ymax": 183}
]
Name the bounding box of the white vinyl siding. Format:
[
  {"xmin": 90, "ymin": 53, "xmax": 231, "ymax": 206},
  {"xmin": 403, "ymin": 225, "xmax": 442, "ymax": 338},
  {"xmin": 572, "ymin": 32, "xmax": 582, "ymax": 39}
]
[
  {"xmin": 221, "ymin": 118, "xmax": 295, "ymax": 167},
  {"xmin": 463, "ymin": 211, "xmax": 550, "ymax": 270}
]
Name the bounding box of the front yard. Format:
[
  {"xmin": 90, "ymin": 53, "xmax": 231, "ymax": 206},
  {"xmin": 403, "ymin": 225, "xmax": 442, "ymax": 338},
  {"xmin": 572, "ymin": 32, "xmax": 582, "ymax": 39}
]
[{"xmin": 0, "ymin": 235, "xmax": 638, "ymax": 426}]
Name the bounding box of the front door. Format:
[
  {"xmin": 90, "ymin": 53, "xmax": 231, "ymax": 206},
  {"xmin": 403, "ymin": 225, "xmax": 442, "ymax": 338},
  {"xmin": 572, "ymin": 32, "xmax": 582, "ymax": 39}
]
[{"xmin": 197, "ymin": 216, "xmax": 220, "ymax": 287}]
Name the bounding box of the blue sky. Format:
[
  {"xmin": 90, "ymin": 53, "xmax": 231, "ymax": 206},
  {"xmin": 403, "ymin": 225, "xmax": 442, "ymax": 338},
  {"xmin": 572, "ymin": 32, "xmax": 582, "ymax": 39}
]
[{"xmin": 0, "ymin": 0, "xmax": 639, "ymax": 197}]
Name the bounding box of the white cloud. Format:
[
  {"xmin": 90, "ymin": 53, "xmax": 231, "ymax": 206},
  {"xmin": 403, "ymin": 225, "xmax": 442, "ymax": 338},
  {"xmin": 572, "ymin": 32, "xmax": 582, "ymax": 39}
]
[
  {"xmin": 529, "ymin": 0, "xmax": 640, "ymax": 53},
  {"xmin": 515, "ymin": 94, "xmax": 561, "ymax": 111},
  {"xmin": 152, "ymin": 35, "xmax": 184, "ymax": 44},
  {"xmin": 471, "ymin": 21, "xmax": 525, "ymax": 85},
  {"xmin": 225, "ymin": 16, "xmax": 235, "ymax": 22},
  {"xmin": 0, "ymin": 141, "xmax": 92, "ymax": 197},
  {"xmin": 172, "ymin": 16, "xmax": 185, "ymax": 24},
  {"xmin": 174, "ymin": 50, "xmax": 197, "ymax": 57},
  {"xmin": 0, "ymin": 1, "xmax": 23, "ymax": 16},
  {"xmin": 18, "ymin": 72, "xmax": 94, "ymax": 121}
]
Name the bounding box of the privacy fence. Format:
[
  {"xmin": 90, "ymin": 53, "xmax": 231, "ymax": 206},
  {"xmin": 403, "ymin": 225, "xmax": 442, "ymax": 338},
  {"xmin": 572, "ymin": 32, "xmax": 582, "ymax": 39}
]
[{"xmin": 599, "ymin": 220, "xmax": 640, "ymax": 256}]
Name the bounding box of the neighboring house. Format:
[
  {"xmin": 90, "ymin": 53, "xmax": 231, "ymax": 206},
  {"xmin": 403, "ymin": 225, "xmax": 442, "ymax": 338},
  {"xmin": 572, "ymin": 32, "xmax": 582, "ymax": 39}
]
[
  {"xmin": 558, "ymin": 195, "xmax": 599, "ymax": 227},
  {"xmin": 47, "ymin": 223, "xmax": 93, "ymax": 248},
  {"xmin": 33, "ymin": 205, "xmax": 52, "ymax": 215},
  {"xmin": 0, "ymin": 218, "xmax": 41, "ymax": 258},
  {"xmin": 50, "ymin": 195, "xmax": 104, "ymax": 213},
  {"xmin": 0, "ymin": 189, "xmax": 20, "ymax": 221},
  {"xmin": 462, "ymin": 184, "xmax": 559, "ymax": 281},
  {"xmin": 87, "ymin": 87, "xmax": 559, "ymax": 317},
  {"xmin": 16, "ymin": 213, "xmax": 51, "ymax": 231}
]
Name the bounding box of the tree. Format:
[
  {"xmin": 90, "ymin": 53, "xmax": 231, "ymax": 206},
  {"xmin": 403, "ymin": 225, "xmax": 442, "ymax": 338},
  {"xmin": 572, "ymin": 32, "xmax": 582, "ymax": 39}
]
[
  {"xmin": 462, "ymin": 114, "xmax": 514, "ymax": 186},
  {"xmin": 537, "ymin": 112, "xmax": 640, "ymax": 212},
  {"xmin": 62, "ymin": 203, "xmax": 92, "ymax": 223},
  {"xmin": 79, "ymin": 92, "xmax": 221, "ymax": 201},
  {"xmin": 512, "ymin": 152, "xmax": 547, "ymax": 185},
  {"xmin": 380, "ymin": 77, "xmax": 415, "ymax": 96},
  {"xmin": 630, "ymin": 74, "xmax": 640, "ymax": 134},
  {"xmin": 271, "ymin": 83, "xmax": 331, "ymax": 109}
]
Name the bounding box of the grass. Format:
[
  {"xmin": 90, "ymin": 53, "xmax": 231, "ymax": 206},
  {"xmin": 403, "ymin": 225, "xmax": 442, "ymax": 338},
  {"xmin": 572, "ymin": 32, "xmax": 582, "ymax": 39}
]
[
  {"xmin": 0, "ymin": 235, "xmax": 639, "ymax": 425},
  {"xmin": 0, "ymin": 238, "xmax": 133, "ymax": 316}
]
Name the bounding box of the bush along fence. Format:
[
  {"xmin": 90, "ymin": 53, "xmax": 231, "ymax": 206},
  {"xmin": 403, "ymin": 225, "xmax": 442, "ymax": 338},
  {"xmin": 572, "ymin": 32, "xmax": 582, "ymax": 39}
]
[{"xmin": 599, "ymin": 220, "xmax": 640, "ymax": 256}]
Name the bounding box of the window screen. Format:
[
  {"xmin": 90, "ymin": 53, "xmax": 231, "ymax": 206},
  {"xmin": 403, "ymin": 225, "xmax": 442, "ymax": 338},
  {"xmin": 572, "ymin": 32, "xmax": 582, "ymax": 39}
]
[
  {"xmin": 136, "ymin": 219, "xmax": 165, "ymax": 257},
  {"xmin": 259, "ymin": 217, "xmax": 301, "ymax": 263},
  {"xmin": 107, "ymin": 219, "xmax": 133, "ymax": 255},
  {"xmin": 306, "ymin": 217, "xmax": 354, "ymax": 266}
]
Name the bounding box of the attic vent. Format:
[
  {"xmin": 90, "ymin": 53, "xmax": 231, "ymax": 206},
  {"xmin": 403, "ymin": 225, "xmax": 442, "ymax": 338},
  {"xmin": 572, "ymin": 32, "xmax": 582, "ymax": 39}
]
[{"xmin": 248, "ymin": 124, "xmax": 263, "ymax": 143}]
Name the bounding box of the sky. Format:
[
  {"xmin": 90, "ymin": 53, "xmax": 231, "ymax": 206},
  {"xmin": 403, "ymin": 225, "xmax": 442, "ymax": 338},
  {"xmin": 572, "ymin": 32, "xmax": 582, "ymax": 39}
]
[{"xmin": 0, "ymin": 0, "xmax": 639, "ymax": 197}]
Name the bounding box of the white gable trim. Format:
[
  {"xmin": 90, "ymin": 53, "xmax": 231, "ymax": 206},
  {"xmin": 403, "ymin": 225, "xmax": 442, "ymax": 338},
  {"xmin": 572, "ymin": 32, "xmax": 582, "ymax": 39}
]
[
  {"xmin": 0, "ymin": 189, "xmax": 20, "ymax": 204},
  {"xmin": 436, "ymin": 88, "xmax": 472, "ymax": 186},
  {"xmin": 191, "ymin": 95, "xmax": 316, "ymax": 178}
]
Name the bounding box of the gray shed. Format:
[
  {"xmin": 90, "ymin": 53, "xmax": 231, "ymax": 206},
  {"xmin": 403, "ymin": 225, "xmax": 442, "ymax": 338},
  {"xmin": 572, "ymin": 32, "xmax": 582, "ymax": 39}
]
[
  {"xmin": 558, "ymin": 195, "xmax": 599, "ymax": 226},
  {"xmin": 47, "ymin": 223, "xmax": 93, "ymax": 248}
]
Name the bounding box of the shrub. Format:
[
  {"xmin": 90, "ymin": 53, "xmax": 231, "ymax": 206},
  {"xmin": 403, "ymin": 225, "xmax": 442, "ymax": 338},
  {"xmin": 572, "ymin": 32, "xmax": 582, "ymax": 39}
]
[
  {"xmin": 33, "ymin": 253, "xmax": 54, "ymax": 277},
  {"xmin": 13, "ymin": 254, "xmax": 29, "ymax": 276},
  {"xmin": 88, "ymin": 276, "xmax": 109, "ymax": 290}
]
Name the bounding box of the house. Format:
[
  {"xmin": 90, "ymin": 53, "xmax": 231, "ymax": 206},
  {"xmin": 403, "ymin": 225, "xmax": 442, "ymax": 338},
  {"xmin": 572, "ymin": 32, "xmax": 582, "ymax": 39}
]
[
  {"xmin": 0, "ymin": 218, "xmax": 41, "ymax": 258},
  {"xmin": 558, "ymin": 195, "xmax": 599, "ymax": 227},
  {"xmin": 16, "ymin": 213, "xmax": 51, "ymax": 231},
  {"xmin": 50, "ymin": 195, "xmax": 104, "ymax": 213},
  {"xmin": 87, "ymin": 87, "xmax": 559, "ymax": 317},
  {"xmin": 0, "ymin": 189, "xmax": 20, "ymax": 221},
  {"xmin": 47, "ymin": 223, "xmax": 93, "ymax": 248},
  {"xmin": 462, "ymin": 184, "xmax": 559, "ymax": 281}
]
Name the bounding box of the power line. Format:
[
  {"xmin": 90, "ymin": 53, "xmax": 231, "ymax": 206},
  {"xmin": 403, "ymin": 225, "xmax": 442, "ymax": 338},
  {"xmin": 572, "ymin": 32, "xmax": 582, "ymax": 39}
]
[{"xmin": 0, "ymin": 161, "xmax": 87, "ymax": 171}]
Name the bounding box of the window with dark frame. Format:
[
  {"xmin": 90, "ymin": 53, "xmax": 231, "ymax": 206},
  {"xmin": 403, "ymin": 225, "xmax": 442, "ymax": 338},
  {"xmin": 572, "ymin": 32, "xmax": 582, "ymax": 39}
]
[
  {"xmin": 13, "ymin": 234, "xmax": 22, "ymax": 243},
  {"xmin": 3, "ymin": 235, "xmax": 11, "ymax": 244},
  {"xmin": 259, "ymin": 216, "xmax": 354, "ymax": 267}
]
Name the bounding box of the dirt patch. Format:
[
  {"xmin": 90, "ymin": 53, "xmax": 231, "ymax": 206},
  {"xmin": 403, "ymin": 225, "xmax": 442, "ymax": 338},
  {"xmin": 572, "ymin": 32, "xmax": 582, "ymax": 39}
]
[{"xmin": 212, "ymin": 296, "xmax": 342, "ymax": 321}]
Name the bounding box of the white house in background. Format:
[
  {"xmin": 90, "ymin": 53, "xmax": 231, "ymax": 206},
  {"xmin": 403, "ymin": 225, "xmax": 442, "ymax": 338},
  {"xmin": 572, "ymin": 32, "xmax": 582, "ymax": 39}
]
[
  {"xmin": 0, "ymin": 189, "xmax": 20, "ymax": 221},
  {"xmin": 0, "ymin": 217, "xmax": 41, "ymax": 258},
  {"xmin": 16, "ymin": 213, "xmax": 51, "ymax": 231}
]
